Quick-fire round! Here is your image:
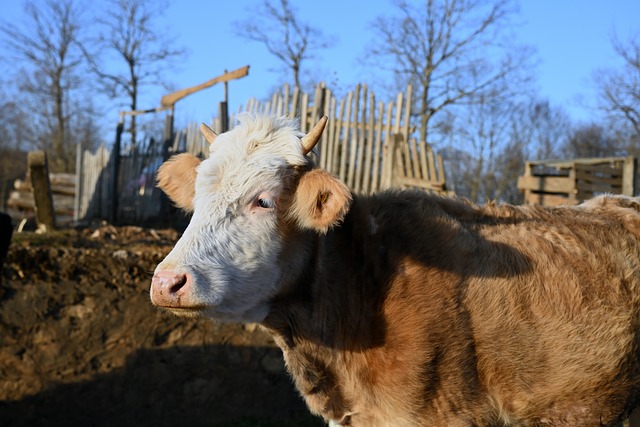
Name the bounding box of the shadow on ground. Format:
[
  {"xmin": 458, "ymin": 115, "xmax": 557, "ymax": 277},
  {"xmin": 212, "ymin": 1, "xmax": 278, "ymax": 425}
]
[{"xmin": 0, "ymin": 343, "xmax": 321, "ymax": 427}]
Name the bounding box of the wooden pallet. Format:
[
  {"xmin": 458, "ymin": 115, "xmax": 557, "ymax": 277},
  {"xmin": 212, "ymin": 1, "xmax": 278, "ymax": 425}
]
[{"xmin": 517, "ymin": 157, "xmax": 636, "ymax": 206}]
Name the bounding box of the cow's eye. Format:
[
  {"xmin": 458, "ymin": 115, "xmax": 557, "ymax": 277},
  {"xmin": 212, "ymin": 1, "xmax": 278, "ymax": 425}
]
[{"xmin": 257, "ymin": 197, "xmax": 275, "ymax": 209}]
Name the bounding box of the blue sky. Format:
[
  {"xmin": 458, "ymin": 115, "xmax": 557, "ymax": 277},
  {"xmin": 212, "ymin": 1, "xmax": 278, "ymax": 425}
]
[{"xmin": 2, "ymin": 0, "xmax": 639, "ymax": 129}]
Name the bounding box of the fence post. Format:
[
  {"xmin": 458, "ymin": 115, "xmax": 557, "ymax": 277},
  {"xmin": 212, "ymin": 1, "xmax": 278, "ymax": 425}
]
[
  {"xmin": 74, "ymin": 144, "xmax": 83, "ymax": 222},
  {"xmin": 622, "ymin": 156, "xmax": 636, "ymax": 196},
  {"xmin": 219, "ymin": 101, "xmax": 229, "ymax": 133},
  {"xmin": 110, "ymin": 121, "xmax": 123, "ymax": 224},
  {"xmin": 28, "ymin": 151, "xmax": 56, "ymax": 232},
  {"xmin": 381, "ymin": 133, "xmax": 401, "ymax": 190},
  {"xmin": 159, "ymin": 110, "xmax": 176, "ymax": 223}
]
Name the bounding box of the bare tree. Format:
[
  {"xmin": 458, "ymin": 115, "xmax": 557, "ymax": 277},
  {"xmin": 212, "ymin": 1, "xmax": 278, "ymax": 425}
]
[
  {"xmin": 595, "ymin": 33, "xmax": 640, "ymax": 150},
  {"xmin": 1, "ymin": 0, "xmax": 86, "ymax": 172},
  {"xmin": 443, "ymin": 98, "xmax": 572, "ymax": 203},
  {"xmin": 0, "ymin": 86, "xmax": 31, "ymax": 208},
  {"xmin": 364, "ymin": 0, "xmax": 531, "ymax": 144},
  {"xmin": 84, "ymin": 0, "xmax": 184, "ymax": 148},
  {"xmin": 454, "ymin": 93, "xmax": 512, "ymax": 202},
  {"xmin": 497, "ymin": 100, "xmax": 572, "ymax": 203},
  {"xmin": 234, "ymin": 0, "xmax": 333, "ymax": 90},
  {"xmin": 561, "ymin": 123, "xmax": 623, "ymax": 159}
]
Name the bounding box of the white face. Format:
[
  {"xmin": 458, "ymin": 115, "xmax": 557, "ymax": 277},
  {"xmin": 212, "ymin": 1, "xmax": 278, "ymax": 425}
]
[{"xmin": 153, "ymin": 115, "xmax": 308, "ymax": 323}]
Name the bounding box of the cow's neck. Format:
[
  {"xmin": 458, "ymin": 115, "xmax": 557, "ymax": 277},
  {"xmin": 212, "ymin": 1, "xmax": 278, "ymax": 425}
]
[
  {"xmin": 265, "ymin": 196, "xmax": 387, "ymax": 348},
  {"xmin": 262, "ymin": 197, "xmax": 395, "ymax": 421}
]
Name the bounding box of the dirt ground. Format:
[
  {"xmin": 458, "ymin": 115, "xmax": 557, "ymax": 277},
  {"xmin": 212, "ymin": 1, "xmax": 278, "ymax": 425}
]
[{"xmin": 0, "ymin": 224, "xmax": 323, "ymax": 427}]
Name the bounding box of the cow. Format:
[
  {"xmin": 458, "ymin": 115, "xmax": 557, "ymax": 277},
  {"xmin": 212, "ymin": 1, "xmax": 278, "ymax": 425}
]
[{"xmin": 150, "ymin": 113, "xmax": 640, "ymax": 426}]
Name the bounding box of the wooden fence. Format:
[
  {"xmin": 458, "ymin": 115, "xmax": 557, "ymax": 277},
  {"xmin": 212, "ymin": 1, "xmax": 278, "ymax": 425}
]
[
  {"xmin": 517, "ymin": 156, "xmax": 637, "ymax": 206},
  {"xmin": 74, "ymin": 82, "xmax": 447, "ymax": 225},
  {"xmin": 75, "ymin": 144, "xmax": 112, "ymax": 223},
  {"xmin": 75, "ymin": 125, "xmax": 210, "ymax": 224},
  {"xmin": 239, "ymin": 83, "xmax": 446, "ymax": 194}
]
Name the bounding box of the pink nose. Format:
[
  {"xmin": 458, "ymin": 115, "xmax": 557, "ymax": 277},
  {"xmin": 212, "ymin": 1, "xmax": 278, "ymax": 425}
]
[{"xmin": 150, "ymin": 270, "xmax": 190, "ymax": 307}]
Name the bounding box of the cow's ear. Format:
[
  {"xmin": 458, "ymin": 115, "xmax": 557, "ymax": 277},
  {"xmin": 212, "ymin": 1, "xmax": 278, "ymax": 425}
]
[
  {"xmin": 288, "ymin": 169, "xmax": 352, "ymax": 233},
  {"xmin": 156, "ymin": 153, "xmax": 201, "ymax": 212}
]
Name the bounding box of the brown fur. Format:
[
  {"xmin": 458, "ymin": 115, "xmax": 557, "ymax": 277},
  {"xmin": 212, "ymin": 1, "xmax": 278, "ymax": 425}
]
[
  {"xmin": 262, "ymin": 189, "xmax": 640, "ymax": 426},
  {"xmin": 156, "ymin": 153, "xmax": 201, "ymax": 211}
]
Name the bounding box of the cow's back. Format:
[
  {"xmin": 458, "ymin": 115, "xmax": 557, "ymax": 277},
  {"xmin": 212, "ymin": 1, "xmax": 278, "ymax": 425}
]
[{"xmin": 440, "ymin": 194, "xmax": 640, "ymax": 424}]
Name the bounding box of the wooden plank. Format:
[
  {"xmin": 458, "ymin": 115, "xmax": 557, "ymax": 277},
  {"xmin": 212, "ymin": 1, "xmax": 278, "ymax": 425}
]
[
  {"xmin": 28, "ymin": 150, "xmax": 56, "ymax": 231},
  {"xmin": 49, "ymin": 173, "xmax": 76, "ymax": 186},
  {"xmin": 396, "ymin": 176, "xmax": 445, "ymax": 191},
  {"xmin": 427, "ymin": 147, "xmax": 437, "ymax": 183},
  {"xmin": 370, "ymin": 101, "xmax": 384, "ymax": 193},
  {"xmin": 622, "ymin": 156, "xmax": 636, "ymax": 196},
  {"xmin": 362, "ymin": 91, "xmax": 375, "ymax": 193},
  {"xmin": 161, "ymin": 65, "xmax": 249, "ymax": 106},
  {"xmin": 14, "ymin": 179, "xmax": 75, "ymax": 196},
  {"xmin": 517, "ymin": 175, "xmax": 576, "ymax": 193},
  {"xmin": 290, "ymin": 86, "xmax": 300, "ymax": 119},
  {"xmin": 574, "ymin": 162, "xmax": 624, "ymax": 174},
  {"xmin": 318, "ymin": 88, "xmax": 332, "ymax": 170},
  {"xmin": 526, "ymin": 156, "xmax": 629, "ymax": 168},
  {"xmin": 269, "ymin": 92, "xmax": 278, "ymax": 115},
  {"xmin": 380, "ymin": 102, "xmax": 394, "ymax": 189},
  {"xmin": 333, "ymin": 98, "xmax": 346, "ymax": 175},
  {"xmin": 300, "ymin": 92, "xmax": 309, "ymax": 133},
  {"xmin": 324, "ymin": 96, "xmax": 338, "ymax": 173},
  {"xmin": 101, "ymin": 144, "xmax": 111, "ymax": 219},
  {"xmin": 401, "ymin": 84, "xmax": 412, "ymax": 142},
  {"xmin": 436, "ymin": 154, "xmax": 446, "ymax": 184},
  {"xmin": 8, "ymin": 191, "xmax": 75, "ymax": 210},
  {"xmin": 275, "ymin": 92, "xmax": 284, "ymax": 117},
  {"xmin": 574, "ymin": 171, "xmax": 622, "ymax": 185},
  {"xmin": 339, "ymin": 91, "xmax": 353, "ymax": 182},
  {"xmin": 409, "ymin": 137, "xmax": 420, "ymax": 180},
  {"xmin": 354, "ymin": 85, "xmax": 367, "ymax": 192},
  {"xmin": 74, "ymin": 144, "xmax": 82, "ymax": 221},
  {"xmin": 393, "ymin": 134, "xmax": 405, "ymax": 186},
  {"xmin": 283, "ymin": 83, "xmax": 290, "ymax": 117},
  {"xmin": 417, "ymin": 139, "xmax": 429, "ymax": 181},
  {"xmin": 393, "ymin": 91, "xmax": 403, "ymax": 134},
  {"xmin": 400, "ymin": 136, "xmax": 411, "ymax": 178},
  {"xmin": 526, "ymin": 192, "xmax": 578, "ymax": 207},
  {"xmin": 310, "ymin": 83, "xmax": 323, "ymax": 128},
  {"xmin": 577, "ymin": 182, "xmax": 622, "ymax": 194},
  {"xmin": 347, "ymin": 84, "xmax": 361, "ymax": 189}
]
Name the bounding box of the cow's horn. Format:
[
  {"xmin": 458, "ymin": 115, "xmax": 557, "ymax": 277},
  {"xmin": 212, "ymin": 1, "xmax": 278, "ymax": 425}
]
[
  {"xmin": 301, "ymin": 116, "xmax": 328, "ymax": 155},
  {"xmin": 200, "ymin": 123, "xmax": 217, "ymax": 144}
]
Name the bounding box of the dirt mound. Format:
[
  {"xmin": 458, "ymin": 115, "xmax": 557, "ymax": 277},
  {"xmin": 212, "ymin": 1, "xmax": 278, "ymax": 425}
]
[{"xmin": 0, "ymin": 225, "xmax": 321, "ymax": 427}]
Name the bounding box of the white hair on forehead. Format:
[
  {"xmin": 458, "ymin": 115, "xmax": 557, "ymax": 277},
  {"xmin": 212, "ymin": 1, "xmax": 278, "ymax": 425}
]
[
  {"xmin": 195, "ymin": 113, "xmax": 311, "ymax": 207},
  {"xmin": 212, "ymin": 113, "xmax": 309, "ymax": 166}
]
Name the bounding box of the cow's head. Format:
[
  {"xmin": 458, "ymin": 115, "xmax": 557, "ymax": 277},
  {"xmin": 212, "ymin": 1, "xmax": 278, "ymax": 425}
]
[{"xmin": 150, "ymin": 114, "xmax": 351, "ymax": 322}]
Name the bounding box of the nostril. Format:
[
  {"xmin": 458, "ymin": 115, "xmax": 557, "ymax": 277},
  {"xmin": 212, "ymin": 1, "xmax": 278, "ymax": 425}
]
[
  {"xmin": 151, "ymin": 271, "xmax": 191, "ymax": 307},
  {"xmin": 152, "ymin": 271, "xmax": 189, "ymax": 295},
  {"xmin": 169, "ymin": 274, "xmax": 187, "ymax": 294}
]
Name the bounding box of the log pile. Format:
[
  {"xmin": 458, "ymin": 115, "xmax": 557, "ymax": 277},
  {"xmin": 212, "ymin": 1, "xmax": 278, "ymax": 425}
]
[{"xmin": 7, "ymin": 173, "xmax": 76, "ymax": 226}]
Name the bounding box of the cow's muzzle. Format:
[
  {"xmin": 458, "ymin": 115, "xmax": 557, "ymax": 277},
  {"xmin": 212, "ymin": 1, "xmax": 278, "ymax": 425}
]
[{"xmin": 150, "ymin": 270, "xmax": 195, "ymax": 309}]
